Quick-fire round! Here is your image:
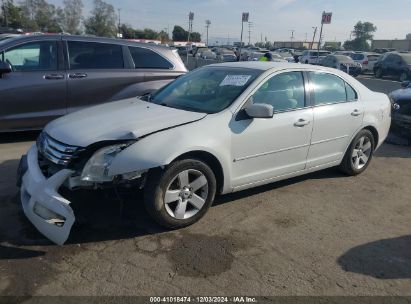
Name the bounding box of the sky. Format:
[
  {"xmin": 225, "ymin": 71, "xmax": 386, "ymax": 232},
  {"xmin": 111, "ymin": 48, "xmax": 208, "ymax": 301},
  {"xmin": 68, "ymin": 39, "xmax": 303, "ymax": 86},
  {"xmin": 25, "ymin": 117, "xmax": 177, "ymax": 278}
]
[{"xmin": 50, "ymin": 0, "xmax": 411, "ymax": 43}]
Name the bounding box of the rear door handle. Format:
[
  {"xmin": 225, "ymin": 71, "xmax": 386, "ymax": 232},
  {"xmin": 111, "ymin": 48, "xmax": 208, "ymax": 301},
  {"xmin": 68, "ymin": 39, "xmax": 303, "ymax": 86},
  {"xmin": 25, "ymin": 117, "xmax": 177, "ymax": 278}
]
[
  {"xmin": 44, "ymin": 74, "xmax": 64, "ymax": 80},
  {"xmin": 351, "ymin": 109, "xmax": 363, "ymax": 116},
  {"xmin": 69, "ymin": 73, "xmax": 87, "ymax": 79},
  {"xmin": 294, "ymin": 119, "xmax": 310, "ymax": 127}
]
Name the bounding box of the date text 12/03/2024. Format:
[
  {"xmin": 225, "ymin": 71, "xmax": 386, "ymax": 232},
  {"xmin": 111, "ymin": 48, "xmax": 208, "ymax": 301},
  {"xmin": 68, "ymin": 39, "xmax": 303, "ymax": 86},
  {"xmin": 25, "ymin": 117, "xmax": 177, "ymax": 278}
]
[{"xmin": 149, "ymin": 297, "xmax": 258, "ymax": 303}]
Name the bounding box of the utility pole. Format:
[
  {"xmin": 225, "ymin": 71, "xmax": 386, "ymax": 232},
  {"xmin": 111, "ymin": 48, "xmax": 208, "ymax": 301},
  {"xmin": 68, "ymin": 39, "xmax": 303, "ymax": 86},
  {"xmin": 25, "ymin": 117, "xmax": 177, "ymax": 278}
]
[
  {"xmin": 2, "ymin": 0, "xmax": 8, "ymax": 27},
  {"xmin": 248, "ymin": 22, "xmax": 253, "ymax": 45},
  {"xmin": 310, "ymin": 26, "xmax": 317, "ymax": 49},
  {"xmin": 239, "ymin": 12, "xmax": 249, "ymax": 61},
  {"xmin": 305, "ymin": 32, "xmax": 308, "ymax": 42},
  {"xmin": 117, "ymin": 8, "xmax": 121, "ymax": 38},
  {"xmin": 187, "ymin": 12, "xmax": 194, "ymax": 63},
  {"xmin": 205, "ymin": 20, "xmax": 211, "ymax": 46}
]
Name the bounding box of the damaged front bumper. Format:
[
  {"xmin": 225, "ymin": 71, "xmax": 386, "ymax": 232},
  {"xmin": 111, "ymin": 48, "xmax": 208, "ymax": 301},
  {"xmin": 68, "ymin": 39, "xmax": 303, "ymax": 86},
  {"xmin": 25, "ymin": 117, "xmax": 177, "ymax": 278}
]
[{"xmin": 19, "ymin": 145, "xmax": 75, "ymax": 245}]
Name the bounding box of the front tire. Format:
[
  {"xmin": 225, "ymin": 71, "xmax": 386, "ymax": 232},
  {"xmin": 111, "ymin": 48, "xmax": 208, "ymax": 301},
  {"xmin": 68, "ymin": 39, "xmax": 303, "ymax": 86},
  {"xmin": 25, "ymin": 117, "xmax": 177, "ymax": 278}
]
[
  {"xmin": 339, "ymin": 129, "xmax": 375, "ymax": 176},
  {"xmin": 144, "ymin": 159, "xmax": 217, "ymax": 228}
]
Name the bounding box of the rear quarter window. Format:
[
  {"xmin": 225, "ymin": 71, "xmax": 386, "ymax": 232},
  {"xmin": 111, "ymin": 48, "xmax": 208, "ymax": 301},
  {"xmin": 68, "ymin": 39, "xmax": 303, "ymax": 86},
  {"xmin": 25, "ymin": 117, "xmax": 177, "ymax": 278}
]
[{"xmin": 129, "ymin": 46, "xmax": 173, "ymax": 69}]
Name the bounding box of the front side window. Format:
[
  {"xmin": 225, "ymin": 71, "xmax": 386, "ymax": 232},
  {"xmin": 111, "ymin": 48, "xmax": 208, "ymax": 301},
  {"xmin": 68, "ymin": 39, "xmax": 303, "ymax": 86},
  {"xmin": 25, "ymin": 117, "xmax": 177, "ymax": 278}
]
[
  {"xmin": 253, "ymin": 71, "xmax": 305, "ymax": 112},
  {"xmin": 309, "ymin": 72, "xmax": 357, "ymax": 105},
  {"xmin": 147, "ymin": 66, "xmax": 262, "ymax": 113},
  {"xmin": 4, "ymin": 41, "xmax": 57, "ymax": 71},
  {"xmin": 68, "ymin": 41, "xmax": 123, "ymax": 69}
]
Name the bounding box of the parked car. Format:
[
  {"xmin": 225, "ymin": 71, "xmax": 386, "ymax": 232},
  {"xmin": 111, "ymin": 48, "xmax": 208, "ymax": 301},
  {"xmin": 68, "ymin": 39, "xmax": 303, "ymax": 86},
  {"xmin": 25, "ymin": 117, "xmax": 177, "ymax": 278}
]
[
  {"xmin": 320, "ymin": 55, "xmax": 362, "ymax": 77},
  {"xmin": 199, "ymin": 50, "xmax": 217, "ymax": 60},
  {"xmin": 218, "ymin": 53, "xmax": 237, "ymax": 62},
  {"xmin": 373, "ymin": 52, "xmax": 411, "ymax": 81},
  {"xmin": 299, "ymin": 50, "xmax": 331, "ymax": 64},
  {"xmin": 17, "ymin": 62, "xmax": 391, "ymax": 244},
  {"xmin": 373, "ymin": 48, "xmax": 396, "ymax": 54},
  {"xmin": 0, "ymin": 35, "xmax": 187, "ymax": 132},
  {"xmin": 192, "ymin": 46, "xmax": 208, "ymax": 57},
  {"xmin": 389, "ymin": 80, "xmax": 411, "ymax": 136},
  {"xmin": 350, "ymin": 52, "xmax": 380, "ymax": 74},
  {"xmin": 333, "ymin": 51, "xmax": 355, "ymax": 57}
]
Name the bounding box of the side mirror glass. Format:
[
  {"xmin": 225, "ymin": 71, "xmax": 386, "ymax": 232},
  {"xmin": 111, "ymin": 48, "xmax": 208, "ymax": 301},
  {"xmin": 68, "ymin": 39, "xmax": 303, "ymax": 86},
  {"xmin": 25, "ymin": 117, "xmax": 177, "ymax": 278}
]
[
  {"xmin": 401, "ymin": 80, "xmax": 410, "ymax": 88},
  {"xmin": 0, "ymin": 60, "xmax": 12, "ymax": 76},
  {"xmin": 245, "ymin": 103, "xmax": 274, "ymax": 119}
]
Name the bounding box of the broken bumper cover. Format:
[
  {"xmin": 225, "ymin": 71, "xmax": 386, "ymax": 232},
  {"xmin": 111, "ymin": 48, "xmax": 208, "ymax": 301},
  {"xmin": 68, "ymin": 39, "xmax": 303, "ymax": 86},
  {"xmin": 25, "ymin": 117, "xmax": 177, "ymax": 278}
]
[{"xmin": 20, "ymin": 144, "xmax": 75, "ymax": 245}]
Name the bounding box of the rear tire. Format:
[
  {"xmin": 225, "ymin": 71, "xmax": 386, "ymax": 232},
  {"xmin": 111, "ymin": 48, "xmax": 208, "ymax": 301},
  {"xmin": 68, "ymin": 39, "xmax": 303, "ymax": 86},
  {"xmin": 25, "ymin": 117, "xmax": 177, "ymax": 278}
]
[
  {"xmin": 339, "ymin": 129, "xmax": 375, "ymax": 176},
  {"xmin": 144, "ymin": 159, "xmax": 216, "ymax": 228}
]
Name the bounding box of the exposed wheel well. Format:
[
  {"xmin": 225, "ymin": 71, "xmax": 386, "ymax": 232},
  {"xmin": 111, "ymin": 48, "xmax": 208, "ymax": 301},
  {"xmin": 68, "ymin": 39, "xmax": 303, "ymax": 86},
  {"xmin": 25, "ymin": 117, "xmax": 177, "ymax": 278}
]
[
  {"xmin": 174, "ymin": 151, "xmax": 224, "ymax": 194},
  {"xmin": 363, "ymin": 126, "xmax": 379, "ymax": 148}
]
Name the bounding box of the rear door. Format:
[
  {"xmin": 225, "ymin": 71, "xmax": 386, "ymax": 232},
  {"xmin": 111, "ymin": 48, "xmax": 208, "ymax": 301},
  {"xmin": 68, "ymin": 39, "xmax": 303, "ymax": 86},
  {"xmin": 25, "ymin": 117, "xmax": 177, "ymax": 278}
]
[
  {"xmin": 65, "ymin": 39, "xmax": 145, "ymax": 113},
  {"xmin": 0, "ymin": 38, "xmax": 66, "ymax": 131},
  {"xmin": 306, "ymin": 71, "xmax": 363, "ymax": 168}
]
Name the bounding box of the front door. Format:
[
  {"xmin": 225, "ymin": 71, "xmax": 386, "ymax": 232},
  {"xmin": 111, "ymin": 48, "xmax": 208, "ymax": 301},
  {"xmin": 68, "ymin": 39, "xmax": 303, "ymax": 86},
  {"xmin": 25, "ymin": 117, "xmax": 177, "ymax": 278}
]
[
  {"xmin": 230, "ymin": 71, "xmax": 313, "ymax": 188},
  {"xmin": 0, "ymin": 40, "xmax": 66, "ymax": 131},
  {"xmin": 306, "ymin": 71, "xmax": 364, "ymax": 168}
]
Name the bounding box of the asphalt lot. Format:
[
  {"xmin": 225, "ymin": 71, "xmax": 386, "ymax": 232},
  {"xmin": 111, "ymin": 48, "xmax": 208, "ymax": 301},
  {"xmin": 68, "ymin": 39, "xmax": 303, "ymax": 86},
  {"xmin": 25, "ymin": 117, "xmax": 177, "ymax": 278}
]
[{"xmin": 0, "ymin": 75, "xmax": 410, "ymax": 297}]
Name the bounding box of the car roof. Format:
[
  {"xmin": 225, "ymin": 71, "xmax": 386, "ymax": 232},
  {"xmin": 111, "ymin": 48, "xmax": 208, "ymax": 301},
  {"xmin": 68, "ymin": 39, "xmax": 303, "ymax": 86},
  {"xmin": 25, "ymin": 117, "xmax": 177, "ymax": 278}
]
[
  {"xmin": 207, "ymin": 61, "xmax": 339, "ymax": 72},
  {"xmin": 0, "ymin": 34, "xmax": 171, "ymax": 50}
]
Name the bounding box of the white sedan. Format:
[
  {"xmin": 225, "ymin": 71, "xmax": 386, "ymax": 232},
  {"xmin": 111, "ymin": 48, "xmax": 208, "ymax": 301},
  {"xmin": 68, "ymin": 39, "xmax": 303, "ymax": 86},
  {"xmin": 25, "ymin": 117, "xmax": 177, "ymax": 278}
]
[{"xmin": 18, "ymin": 62, "xmax": 391, "ymax": 244}]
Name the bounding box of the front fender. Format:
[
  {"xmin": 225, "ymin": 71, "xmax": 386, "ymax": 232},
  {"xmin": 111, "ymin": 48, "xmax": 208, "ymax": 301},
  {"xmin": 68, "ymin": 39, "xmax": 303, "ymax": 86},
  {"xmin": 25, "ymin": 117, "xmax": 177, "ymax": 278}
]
[{"xmin": 107, "ymin": 114, "xmax": 233, "ymax": 193}]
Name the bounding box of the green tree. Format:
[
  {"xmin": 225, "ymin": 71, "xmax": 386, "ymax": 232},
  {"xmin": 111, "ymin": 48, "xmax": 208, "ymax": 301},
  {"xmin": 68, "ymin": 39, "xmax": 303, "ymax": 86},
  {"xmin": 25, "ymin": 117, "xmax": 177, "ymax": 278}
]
[
  {"xmin": 1, "ymin": 0, "xmax": 27, "ymax": 29},
  {"xmin": 172, "ymin": 25, "xmax": 187, "ymax": 41},
  {"xmin": 84, "ymin": 0, "xmax": 116, "ymax": 37},
  {"xmin": 343, "ymin": 21, "xmax": 377, "ymax": 51},
  {"xmin": 190, "ymin": 31, "xmax": 201, "ymax": 42},
  {"xmin": 57, "ymin": 0, "xmax": 83, "ymax": 34}
]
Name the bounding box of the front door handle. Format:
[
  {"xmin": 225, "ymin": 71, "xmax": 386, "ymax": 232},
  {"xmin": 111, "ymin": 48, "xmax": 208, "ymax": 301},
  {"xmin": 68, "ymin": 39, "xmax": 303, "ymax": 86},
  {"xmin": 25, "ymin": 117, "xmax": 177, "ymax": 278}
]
[
  {"xmin": 294, "ymin": 119, "xmax": 310, "ymax": 127},
  {"xmin": 44, "ymin": 74, "xmax": 64, "ymax": 80},
  {"xmin": 351, "ymin": 109, "xmax": 363, "ymax": 116},
  {"xmin": 69, "ymin": 73, "xmax": 88, "ymax": 79}
]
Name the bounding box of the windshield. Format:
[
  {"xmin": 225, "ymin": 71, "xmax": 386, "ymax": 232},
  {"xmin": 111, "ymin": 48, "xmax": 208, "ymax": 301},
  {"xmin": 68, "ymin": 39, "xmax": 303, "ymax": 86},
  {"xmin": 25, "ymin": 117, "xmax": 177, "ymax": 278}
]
[{"xmin": 146, "ymin": 66, "xmax": 262, "ymax": 113}]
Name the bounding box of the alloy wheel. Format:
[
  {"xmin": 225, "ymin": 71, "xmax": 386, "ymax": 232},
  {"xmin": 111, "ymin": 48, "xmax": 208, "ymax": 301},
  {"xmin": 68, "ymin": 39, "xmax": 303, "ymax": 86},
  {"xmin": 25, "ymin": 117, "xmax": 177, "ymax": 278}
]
[
  {"xmin": 163, "ymin": 169, "xmax": 209, "ymax": 220},
  {"xmin": 351, "ymin": 136, "xmax": 372, "ymax": 170}
]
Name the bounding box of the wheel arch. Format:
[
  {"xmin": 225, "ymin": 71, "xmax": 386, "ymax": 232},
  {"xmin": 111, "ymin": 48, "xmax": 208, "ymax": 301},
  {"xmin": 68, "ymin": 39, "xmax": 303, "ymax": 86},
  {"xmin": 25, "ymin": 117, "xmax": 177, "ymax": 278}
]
[
  {"xmin": 363, "ymin": 125, "xmax": 379, "ymax": 149},
  {"xmin": 173, "ymin": 150, "xmax": 225, "ymax": 195}
]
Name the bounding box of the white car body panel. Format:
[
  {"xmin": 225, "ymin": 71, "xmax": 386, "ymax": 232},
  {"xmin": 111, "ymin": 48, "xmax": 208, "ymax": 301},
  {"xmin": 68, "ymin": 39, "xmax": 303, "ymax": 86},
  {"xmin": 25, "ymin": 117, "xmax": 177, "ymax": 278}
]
[{"xmin": 19, "ymin": 62, "xmax": 391, "ymax": 244}]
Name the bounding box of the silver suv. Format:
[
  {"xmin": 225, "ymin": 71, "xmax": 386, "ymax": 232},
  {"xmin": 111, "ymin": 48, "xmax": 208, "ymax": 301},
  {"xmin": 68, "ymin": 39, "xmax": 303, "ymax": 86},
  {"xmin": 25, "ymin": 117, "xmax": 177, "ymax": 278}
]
[{"xmin": 0, "ymin": 35, "xmax": 187, "ymax": 132}]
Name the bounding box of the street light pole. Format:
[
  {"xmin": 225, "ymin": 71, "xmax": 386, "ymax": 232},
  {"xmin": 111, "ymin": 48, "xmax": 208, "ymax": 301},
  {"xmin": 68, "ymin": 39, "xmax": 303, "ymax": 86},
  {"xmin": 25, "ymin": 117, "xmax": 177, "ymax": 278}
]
[{"xmin": 205, "ymin": 20, "xmax": 211, "ymax": 46}]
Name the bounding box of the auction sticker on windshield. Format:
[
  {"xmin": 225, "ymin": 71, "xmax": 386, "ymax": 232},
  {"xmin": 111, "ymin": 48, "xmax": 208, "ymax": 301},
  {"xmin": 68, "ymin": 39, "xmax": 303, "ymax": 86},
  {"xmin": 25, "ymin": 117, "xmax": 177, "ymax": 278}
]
[{"xmin": 220, "ymin": 75, "xmax": 252, "ymax": 87}]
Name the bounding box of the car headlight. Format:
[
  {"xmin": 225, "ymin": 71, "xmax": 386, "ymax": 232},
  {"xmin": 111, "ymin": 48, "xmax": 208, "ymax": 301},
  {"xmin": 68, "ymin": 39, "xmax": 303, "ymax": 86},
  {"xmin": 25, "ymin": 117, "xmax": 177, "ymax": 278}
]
[{"xmin": 81, "ymin": 144, "xmax": 129, "ymax": 182}]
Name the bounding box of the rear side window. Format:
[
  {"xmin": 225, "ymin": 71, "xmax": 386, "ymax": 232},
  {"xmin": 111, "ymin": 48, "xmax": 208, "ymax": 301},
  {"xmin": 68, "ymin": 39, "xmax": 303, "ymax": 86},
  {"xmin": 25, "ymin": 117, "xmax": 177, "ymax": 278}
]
[
  {"xmin": 309, "ymin": 72, "xmax": 352, "ymax": 105},
  {"xmin": 68, "ymin": 41, "xmax": 124, "ymax": 69},
  {"xmin": 129, "ymin": 46, "xmax": 173, "ymax": 69},
  {"xmin": 4, "ymin": 41, "xmax": 57, "ymax": 71}
]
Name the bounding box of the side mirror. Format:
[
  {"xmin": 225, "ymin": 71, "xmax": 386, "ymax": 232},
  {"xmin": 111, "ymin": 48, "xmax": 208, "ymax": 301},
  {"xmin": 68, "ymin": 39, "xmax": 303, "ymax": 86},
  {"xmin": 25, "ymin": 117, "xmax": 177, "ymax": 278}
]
[
  {"xmin": 245, "ymin": 103, "xmax": 274, "ymax": 119},
  {"xmin": 401, "ymin": 80, "xmax": 410, "ymax": 88},
  {"xmin": 0, "ymin": 61, "xmax": 12, "ymax": 76}
]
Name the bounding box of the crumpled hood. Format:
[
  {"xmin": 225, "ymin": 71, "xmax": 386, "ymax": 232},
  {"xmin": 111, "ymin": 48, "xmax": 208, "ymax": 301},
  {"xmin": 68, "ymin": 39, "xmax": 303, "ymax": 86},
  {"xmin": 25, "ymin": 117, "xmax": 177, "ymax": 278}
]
[{"xmin": 45, "ymin": 98, "xmax": 207, "ymax": 147}]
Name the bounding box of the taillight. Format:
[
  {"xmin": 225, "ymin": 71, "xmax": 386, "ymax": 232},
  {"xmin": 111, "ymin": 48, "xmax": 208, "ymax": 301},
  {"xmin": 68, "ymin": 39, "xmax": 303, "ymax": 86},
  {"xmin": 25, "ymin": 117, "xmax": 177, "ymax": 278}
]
[{"xmin": 363, "ymin": 61, "xmax": 368, "ymax": 65}]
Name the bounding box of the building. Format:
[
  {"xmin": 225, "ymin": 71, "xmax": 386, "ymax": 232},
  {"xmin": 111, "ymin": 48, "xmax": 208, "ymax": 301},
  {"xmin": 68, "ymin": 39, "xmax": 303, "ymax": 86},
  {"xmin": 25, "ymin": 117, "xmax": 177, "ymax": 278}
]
[
  {"xmin": 372, "ymin": 35, "xmax": 411, "ymax": 51},
  {"xmin": 273, "ymin": 41, "xmax": 319, "ymax": 49}
]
